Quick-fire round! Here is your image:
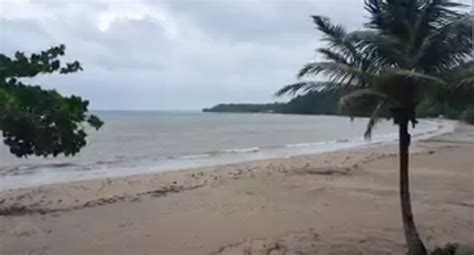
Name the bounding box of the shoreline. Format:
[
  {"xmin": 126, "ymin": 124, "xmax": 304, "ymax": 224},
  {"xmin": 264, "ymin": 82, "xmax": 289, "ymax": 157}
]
[
  {"xmin": 0, "ymin": 118, "xmax": 454, "ymax": 191},
  {"xmin": 0, "ymin": 123, "xmax": 472, "ymax": 254}
]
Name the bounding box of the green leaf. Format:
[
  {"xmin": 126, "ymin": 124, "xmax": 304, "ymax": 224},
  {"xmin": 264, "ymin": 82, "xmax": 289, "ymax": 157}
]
[{"xmin": 0, "ymin": 45, "xmax": 103, "ymax": 158}]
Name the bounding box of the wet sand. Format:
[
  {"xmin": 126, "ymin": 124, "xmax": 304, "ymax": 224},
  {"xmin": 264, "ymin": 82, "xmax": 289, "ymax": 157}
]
[{"xmin": 0, "ymin": 124, "xmax": 473, "ymax": 255}]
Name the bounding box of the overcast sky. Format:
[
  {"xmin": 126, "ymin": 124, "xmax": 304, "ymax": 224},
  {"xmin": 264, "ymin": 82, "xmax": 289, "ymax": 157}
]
[{"xmin": 0, "ymin": 0, "xmax": 468, "ymax": 110}]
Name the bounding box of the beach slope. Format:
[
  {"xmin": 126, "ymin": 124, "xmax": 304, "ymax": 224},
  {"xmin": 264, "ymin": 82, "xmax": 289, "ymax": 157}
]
[{"xmin": 0, "ymin": 124, "xmax": 473, "ymax": 255}]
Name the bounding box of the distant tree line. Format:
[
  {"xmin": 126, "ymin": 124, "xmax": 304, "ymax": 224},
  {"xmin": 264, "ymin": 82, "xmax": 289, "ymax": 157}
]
[
  {"xmin": 203, "ymin": 91, "xmax": 474, "ymax": 122},
  {"xmin": 203, "ymin": 102, "xmax": 286, "ymax": 113},
  {"xmin": 203, "ymin": 91, "xmax": 342, "ymax": 115}
]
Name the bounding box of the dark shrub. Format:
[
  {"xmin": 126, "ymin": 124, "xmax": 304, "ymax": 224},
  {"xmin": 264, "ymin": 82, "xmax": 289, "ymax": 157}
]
[
  {"xmin": 431, "ymin": 243, "xmax": 459, "ymax": 255},
  {"xmin": 461, "ymin": 108, "xmax": 474, "ymax": 125}
]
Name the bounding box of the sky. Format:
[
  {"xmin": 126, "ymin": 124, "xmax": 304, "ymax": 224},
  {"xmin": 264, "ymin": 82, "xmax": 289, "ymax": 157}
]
[{"xmin": 0, "ymin": 0, "xmax": 468, "ymax": 110}]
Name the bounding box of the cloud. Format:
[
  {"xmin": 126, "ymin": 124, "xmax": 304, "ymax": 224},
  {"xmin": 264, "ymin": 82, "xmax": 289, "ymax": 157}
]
[{"xmin": 1, "ymin": 0, "xmax": 434, "ymax": 110}]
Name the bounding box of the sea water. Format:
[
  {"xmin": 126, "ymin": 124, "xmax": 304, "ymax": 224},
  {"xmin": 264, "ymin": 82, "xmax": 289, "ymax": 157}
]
[{"xmin": 0, "ymin": 111, "xmax": 450, "ymax": 190}]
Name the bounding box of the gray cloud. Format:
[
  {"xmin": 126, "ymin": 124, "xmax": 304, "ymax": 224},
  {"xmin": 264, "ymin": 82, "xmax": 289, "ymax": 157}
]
[{"xmin": 0, "ymin": 0, "xmax": 398, "ymax": 110}]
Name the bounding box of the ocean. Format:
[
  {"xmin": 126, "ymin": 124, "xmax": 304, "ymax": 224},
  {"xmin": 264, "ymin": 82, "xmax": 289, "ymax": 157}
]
[{"xmin": 0, "ymin": 111, "xmax": 448, "ymax": 190}]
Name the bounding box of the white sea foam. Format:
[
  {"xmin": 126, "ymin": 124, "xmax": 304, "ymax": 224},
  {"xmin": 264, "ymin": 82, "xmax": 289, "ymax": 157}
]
[{"xmin": 219, "ymin": 147, "xmax": 260, "ymax": 153}]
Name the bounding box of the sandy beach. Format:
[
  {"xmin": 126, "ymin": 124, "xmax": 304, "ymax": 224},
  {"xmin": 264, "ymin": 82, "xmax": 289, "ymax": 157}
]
[{"xmin": 0, "ymin": 124, "xmax": 473, "ymax": 255}]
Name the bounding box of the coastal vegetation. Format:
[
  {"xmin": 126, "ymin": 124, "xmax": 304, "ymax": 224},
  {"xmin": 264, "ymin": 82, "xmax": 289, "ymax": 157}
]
[
  {"xmin": 203, "ymin": 90, "xmax": 342, "ymax": 115},
  {"xmin": 203, "ymin": 102, "xmax": 286, "ymax": 113},
  {"xmin": 461, "ymin": 108, "xmax": 474, "ymax": 125},
  {"xmin": 204, "ymin": 90, "xmax": 474, "ymax": 119},
  {"xmin": 0, "ymin": 45, "xmax": 103, "ymax": 158}
]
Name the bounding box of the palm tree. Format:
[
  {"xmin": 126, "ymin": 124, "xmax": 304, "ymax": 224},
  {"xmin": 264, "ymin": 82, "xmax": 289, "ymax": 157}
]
[{"xmin": 276, "ymin": 1, "xmax": 472, "ymax": 254}]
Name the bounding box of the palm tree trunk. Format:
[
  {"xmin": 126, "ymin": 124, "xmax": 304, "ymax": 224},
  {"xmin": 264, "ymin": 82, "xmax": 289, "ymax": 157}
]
[{"xmin": 398, "ymin": 118, "xmax": 427, "ymax": 255}]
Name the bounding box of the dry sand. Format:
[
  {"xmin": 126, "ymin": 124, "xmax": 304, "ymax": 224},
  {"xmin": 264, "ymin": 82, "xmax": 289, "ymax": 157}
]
[{"xmin": 0, "ymin": 124, "xmax": 473, "ymax": 255}]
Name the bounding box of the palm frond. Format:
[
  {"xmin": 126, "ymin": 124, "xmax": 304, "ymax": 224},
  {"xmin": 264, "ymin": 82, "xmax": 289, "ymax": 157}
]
[
  {"xmin": 415, "ymin": 0, "xmax": 466, "ymax": 31},
  {"xmin": 375, "ymin": 68, "xmax": 448, "ymax": 104},
  {"xmin": 364, "ymin": 100, "xmax": 386, "ymax": 139},
  {"xmin": 455, "ymin": 77, "xmax": 474, "ymax": 89},
  {"xmin": 275, "ymin": 81, "xmax": 340, "ymax": 96},
  {"xmin": 415, "ymin": 14, "xmax": 472, "ymax": 72},
  {"xmin": 448, "ymin": 61, "xmax": 474, "ymax": 90},
  {"xmin": 348, "ymin": 30, "xmax": 403, "ymax": 67},
  {"xmin": 380, "ymin": 67, "xmax": 447, "ymax": 86},
  {"xmin": 364, "ymin": 0, "xmax": 420, "ymax": 36},
  {"xmin": 312, "ymin": 15, "xmax": 360, "ymax": 63},
  {"xmin": 317, "ymin": 48, "xmax": 350, "ymax": 65},
  {"xmin": 312, "ymin": 15, "xmax": 346, "ymax": 41},
  {"xmin": 298, "ymin": 61, "xmax": 374, "ymax": 84},
  {"xmin": 339, "ymin": 88, "xmax": 388, "ymax": 118},
  {"xmin": 364, "ymin": 0, "xmax": 471, "ymax": 71}
]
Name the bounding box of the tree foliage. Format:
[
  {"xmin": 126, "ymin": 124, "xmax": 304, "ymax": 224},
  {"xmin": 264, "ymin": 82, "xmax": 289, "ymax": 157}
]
[
  {"xmin": 277, "ymin": 0, "xmax": 473, "ymax": 137},
  {"xmin": 0, "ymin": 45, "xmax": 103, "ymax": 158}
]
